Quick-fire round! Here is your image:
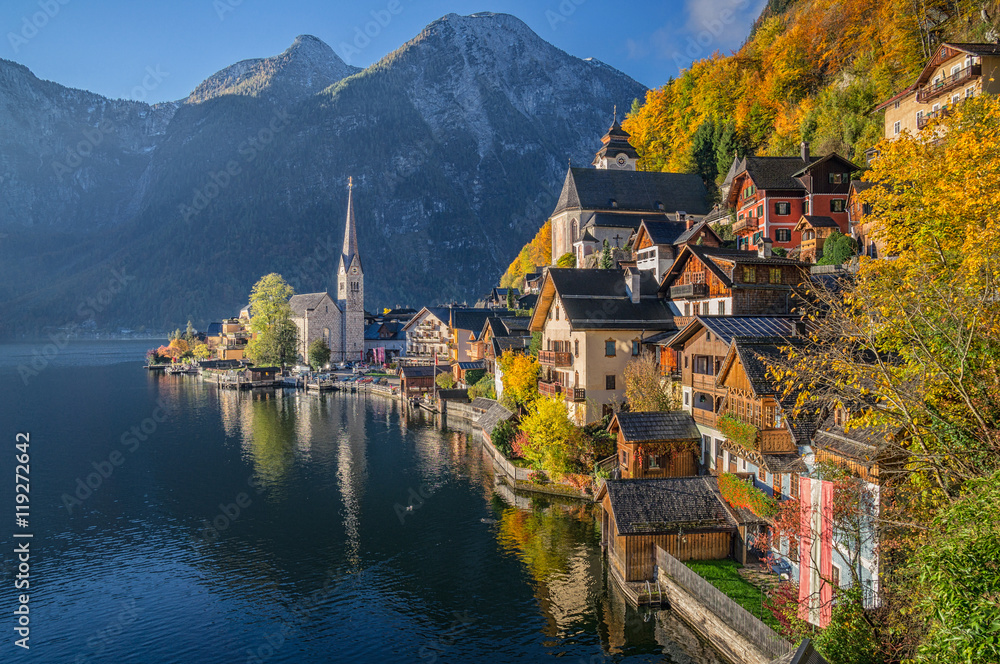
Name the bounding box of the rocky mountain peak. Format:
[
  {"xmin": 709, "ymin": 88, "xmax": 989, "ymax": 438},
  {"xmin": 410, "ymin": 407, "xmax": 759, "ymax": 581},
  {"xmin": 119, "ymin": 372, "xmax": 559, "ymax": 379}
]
[{"xmin": 186, "ymin": 34, "xmax": 359, "ymax": 104}]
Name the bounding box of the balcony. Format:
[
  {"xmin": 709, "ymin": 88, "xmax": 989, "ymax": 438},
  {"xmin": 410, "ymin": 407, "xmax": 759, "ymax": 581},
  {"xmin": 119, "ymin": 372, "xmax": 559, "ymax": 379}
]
[
  {"xmin": 732, "ymin": 216, "xmax": 759, "ymax": 234},
  {"xmin": 539, "ymin": 350, "xmax": 573, "ymax": 367},
  {"xmin": 538, "ymin": 380, "xmax": 562, "ymax": 398},
  {"xmin": 692, "ymin": 407, "xmax": 718, "ymax": 427},
  {"xmin": 670, "ymin": 283, "xmax": 709, "ymax": 299},
  {"xmin": 916, "ymin": 63, "xmax": 980, "ymax": 102},
  {"xmin": 565, "ymin": 388, "xmax": 586, "ymax": 402},
  {"xmin": 692, "ymin": 373, "xmax": 719, "ymax": 391},
  {"xmin": 916, "ymin": 106, "xmax": 953, "ymax": 129},
  {"xmin": 758, "ymin": 429, "xmax": 796, "ymax": 454}
]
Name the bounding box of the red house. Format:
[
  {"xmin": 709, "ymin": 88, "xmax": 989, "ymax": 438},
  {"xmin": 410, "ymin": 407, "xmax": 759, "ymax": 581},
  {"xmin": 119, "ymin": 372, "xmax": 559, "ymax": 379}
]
[{"xmin": 723, "ymin": 143, "xmax": 860, "ymax": 253}]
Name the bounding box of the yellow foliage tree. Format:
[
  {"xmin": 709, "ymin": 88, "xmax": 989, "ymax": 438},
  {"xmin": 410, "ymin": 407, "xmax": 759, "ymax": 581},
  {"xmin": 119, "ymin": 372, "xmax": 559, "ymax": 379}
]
[
  {"xmin": 498, "ymin": 351, "xmax": 539, "ymax": 409},
  {"xmin": 518, "ymin": 397, "xmax": 584, "ymax": 477}
]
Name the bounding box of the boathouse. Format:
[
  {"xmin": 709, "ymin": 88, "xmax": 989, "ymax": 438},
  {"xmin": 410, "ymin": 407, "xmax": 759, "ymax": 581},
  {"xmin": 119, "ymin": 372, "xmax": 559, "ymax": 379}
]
[
  {"xmin": 399, "ymin": 365, "xmax": 450, "ymax": 396},
  {"xmin": 609, "ymin": 412, "xmax": 701, "ymax": 479},
  {"xmin": 598, "ymin": 476, "xmax": 738, "ymax": 582}
]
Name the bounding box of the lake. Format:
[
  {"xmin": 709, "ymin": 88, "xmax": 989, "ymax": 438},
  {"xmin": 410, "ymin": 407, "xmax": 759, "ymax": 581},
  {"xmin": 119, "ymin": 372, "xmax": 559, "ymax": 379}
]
[{"xmin": 0, "ymin": 340, "xmax": 723, "ymax": 663}]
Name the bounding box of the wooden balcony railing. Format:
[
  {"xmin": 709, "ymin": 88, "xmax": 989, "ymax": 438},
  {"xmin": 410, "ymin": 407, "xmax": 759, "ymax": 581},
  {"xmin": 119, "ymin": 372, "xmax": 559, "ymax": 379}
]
[
  {"xmin": 670, "ymin": 283, "xmax": 709, "ymax": 299},
  {"xmin": 538, "ymin": 350, "xmax": 572, "ymax": 367},
  {"xmin": 692, "ymin": 407, "xmax": 717, "ymax": 427},
  {"xmin": 758, "ymin": 428, "xmax": 797, "ymax": 454},
  {"xmin": 691, "ymin": 373, "xmax": 718, "ymax": 391},
  {"xmin": 538, "ymin": 381, "xmax": 562, "ymax": 398},
  {"xmin": 565, "ymin": 388, "xmax": 586, "ymax": 402},
  {"xmin": 916, "ymin": 63, "xmax": 980, "ymax": 102},
  {"xmin": 916, "ymin": 106, "xmax": 953, "ymax": 129}
]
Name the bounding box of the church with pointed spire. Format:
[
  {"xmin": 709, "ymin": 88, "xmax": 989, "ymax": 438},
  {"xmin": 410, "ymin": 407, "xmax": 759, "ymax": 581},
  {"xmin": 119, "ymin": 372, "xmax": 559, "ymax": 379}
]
[{"xmin": 288, "ymin": 178, "xmax": 365, "ymax": 363}]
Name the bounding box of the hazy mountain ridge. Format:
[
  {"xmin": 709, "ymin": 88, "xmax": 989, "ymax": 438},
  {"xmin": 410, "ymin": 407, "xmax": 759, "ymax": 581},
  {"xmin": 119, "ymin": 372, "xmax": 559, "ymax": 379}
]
[{"xmin": 0, "ymin": 13, "xmax": 646, "ymax": 336}]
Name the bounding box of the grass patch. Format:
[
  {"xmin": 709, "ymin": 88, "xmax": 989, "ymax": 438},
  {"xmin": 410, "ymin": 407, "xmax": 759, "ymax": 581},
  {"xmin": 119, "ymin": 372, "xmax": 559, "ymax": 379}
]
[{"xmin": 684, "ymin": 559, "xmax": 779, "ymax": 630}]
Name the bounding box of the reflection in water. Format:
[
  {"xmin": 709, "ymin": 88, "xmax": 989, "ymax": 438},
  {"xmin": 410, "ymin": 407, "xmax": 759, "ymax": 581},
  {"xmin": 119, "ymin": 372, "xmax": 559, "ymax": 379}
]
[
  {"xmin": 336, "ymin": 394, "xmax": 368, "ymax": 569},
  {"xmin": 0, "ymin": 338, "xmax": 730, "ymax": 664}
]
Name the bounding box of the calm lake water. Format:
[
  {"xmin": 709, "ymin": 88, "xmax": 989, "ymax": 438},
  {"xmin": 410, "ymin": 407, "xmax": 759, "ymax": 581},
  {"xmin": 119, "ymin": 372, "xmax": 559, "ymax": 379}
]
[{"xmin": 0, "ymin": 340, "xmax": 723, "ymax": 663}]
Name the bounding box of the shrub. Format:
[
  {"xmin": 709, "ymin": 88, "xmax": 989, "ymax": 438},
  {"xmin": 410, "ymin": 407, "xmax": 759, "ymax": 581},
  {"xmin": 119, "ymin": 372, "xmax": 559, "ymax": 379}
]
[
  {"xmin": 527, "ymin": 470, "xmax": 547, "ymax": 484},
  {"xmin": 718, "ymin": 472, "xmax": 778, "ymax": 518},
  {"xmin": 492, "ymin": 419, "xmax": 515, "ymax": 457},
  {"xmin": 435, "ymin": 372, "xmax": 455, "ymax": 390},
  {"xmin": 718, "ymin": 414, "xmax": 759, "ymax": 450}
]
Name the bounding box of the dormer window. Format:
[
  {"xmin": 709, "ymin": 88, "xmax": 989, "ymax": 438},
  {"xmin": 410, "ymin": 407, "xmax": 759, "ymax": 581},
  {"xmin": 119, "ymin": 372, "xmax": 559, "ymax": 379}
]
[{"xmin": 610, "ymin": 199, "xmax": 618, "ymax": 208}]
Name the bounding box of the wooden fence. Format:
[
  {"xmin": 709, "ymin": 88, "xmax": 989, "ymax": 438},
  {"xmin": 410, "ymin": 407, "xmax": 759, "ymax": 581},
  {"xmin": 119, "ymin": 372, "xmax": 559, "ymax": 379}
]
[{"xmin": 656, "ymin": 546, "xmax": 793, "ymax": 662}]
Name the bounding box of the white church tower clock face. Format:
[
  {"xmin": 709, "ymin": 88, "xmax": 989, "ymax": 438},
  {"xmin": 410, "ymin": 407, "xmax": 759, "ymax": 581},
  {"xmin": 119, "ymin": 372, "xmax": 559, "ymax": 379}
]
[{"xmin": 616, "ymin": 154, "xmax": 627, "ymax": 167}]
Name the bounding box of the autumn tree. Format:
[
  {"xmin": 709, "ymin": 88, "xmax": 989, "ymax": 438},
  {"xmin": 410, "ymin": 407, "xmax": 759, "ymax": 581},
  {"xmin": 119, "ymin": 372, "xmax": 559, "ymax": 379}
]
[
  {"xmin": 556, "ymin": 252, "xmax": 576, "ymax": 268},
  {"xmin": 623, "ymin": 352, "xmax": 677, "ymax": 412},
  {"xmin": 518, "ymin": 397, "xmax": 584, "ymax": 476},
  {"xmin": 192, "ymin": 343, "xmax": 211, "ymax": 360},
  {"xmin": 498, "ymin": 351, "xmax": 539, "ymax": 410},
  {"xmin": 245, "ymin": 273, "xmax": 297, "ymax": 367},
  {"xmin": 766, "ymin": 95, "xmax": 1000, "ymax": 662}
]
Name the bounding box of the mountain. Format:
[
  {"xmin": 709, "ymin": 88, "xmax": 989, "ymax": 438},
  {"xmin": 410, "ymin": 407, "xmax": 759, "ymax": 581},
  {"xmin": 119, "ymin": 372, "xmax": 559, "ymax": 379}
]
[{"xmin": 0, "ymin": 13, "xmax": 646, "ymax": 337}]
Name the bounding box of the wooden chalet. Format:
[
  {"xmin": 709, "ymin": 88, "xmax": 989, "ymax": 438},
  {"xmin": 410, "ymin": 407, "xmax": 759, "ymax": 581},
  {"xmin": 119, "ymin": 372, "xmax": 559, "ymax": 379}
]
[
  {"xmin": 713, "ymin": 337, "xmax": 811, "ymax": 498},
  {"xmin": 793, "ymin": 215, "xmax": 842, "ymax": 264},
  {"xmin": 598, "ymin": 476, "xmax": 739, "ymax": 582},
  {"xmin": 633, "ymin": 217, "xmax": 722, "ymax": 281},
  {"xmin": 608, "ymin": 411, "xmax": 700, "ymax": 479},
  {"xmin": 722, "ymin": 144, "xmax": 860, "ymax": 252},
  {"xmin": 656, "ymin": 317, "xmax": 806, "ymax": 477},
  {"xmin": 658, "ymin": 245, "xmax": 807, "ymax": 326},
  {"xmin": 399, "ymin": 365, "xmax": 451, "ymax": 396}
]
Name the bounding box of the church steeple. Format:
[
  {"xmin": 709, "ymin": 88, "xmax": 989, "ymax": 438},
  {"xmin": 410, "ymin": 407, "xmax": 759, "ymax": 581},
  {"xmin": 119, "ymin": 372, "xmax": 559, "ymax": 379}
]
[
  {"xmin": 337, "ymin": 176, "xmax": 364, "ymax": 361},
  {"xmin": 340, "ymin": 176, "xmax": 362, "ymax": 273},
  {"xmin": 593, "ymin": 108, "xmax": 639, "ymax": 171}
]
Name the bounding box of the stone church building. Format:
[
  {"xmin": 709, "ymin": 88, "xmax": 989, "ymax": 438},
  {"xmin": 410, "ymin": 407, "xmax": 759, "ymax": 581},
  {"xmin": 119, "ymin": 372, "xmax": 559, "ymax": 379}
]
[
  {"xmin": 550, "ymin": 116, "xmax": 711, "ymax": 267},
  {"xmin": 289, "ymin": 179, "xmax": 366, "ymax": 364}
]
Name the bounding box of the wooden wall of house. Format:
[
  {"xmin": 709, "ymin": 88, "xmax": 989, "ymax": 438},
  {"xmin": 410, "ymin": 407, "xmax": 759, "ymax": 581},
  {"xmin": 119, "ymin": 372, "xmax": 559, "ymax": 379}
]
[
  {"xmin": 679, "ymin": 256, "xmax": 731, "ymax": 298},
  {"xmin": 732, "ymin": 288, "xmax": 793, "ymax": 316},
  {"xmin": 622, "ymin": 531, "xmax": 732, "ymax": 581}
]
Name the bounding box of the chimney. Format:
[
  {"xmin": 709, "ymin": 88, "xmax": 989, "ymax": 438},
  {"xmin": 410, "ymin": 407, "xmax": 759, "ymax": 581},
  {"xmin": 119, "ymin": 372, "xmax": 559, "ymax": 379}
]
[
  {"xmin": 686, "ymin": 217, "xmax": 693, "ymax": 231},
  {"xmin": 757, "ymin": 238, "xmax": 772, "ymax": 258},
  {"xmin": 800, "ymin": 141, "xmax": 810, "ymax": 163},
  {"xmin": 626, "ymin": 267, "xmax": 641, "ymax": 304}
]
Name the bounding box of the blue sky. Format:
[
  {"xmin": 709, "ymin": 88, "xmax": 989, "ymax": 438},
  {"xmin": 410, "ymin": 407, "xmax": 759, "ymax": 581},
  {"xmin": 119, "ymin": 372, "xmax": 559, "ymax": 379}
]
[{"xmin": 1, "ymin": 0, "xmax": 764, "ymax": 103}]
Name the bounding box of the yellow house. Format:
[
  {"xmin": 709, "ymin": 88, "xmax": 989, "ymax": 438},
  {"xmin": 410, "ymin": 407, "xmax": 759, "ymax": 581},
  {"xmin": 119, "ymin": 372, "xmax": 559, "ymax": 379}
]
[
  {"xmin": 877, "ymin": 43, "xmax": 1000, "ymax": 141},
  {"xmin": 528, "ymin": 267, "xmax": 675, "ymax": 424}
]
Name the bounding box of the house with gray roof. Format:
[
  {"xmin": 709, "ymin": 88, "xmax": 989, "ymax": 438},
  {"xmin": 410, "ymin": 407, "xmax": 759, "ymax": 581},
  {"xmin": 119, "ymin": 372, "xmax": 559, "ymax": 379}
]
[
  {"xmin": 723, "ymin": 142, "xmax": 860, "ymax": 254},
  {"xmin": 597, "ymin": 476, "xmax": 741, "ymax": 582},
  {"xmin": 608, "ymin": 411, "xmax": 701, "ymax": 479},
  {"xmin": 551, "ymin": 121, "xmax": 711, "ymax": 266},
  {"xmin": 528, "ymin": 267, "xmax": 676, "ymax": 424}
]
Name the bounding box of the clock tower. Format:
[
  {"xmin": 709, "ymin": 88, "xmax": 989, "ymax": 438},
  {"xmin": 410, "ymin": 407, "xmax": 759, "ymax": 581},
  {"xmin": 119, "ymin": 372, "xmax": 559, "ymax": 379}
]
[
  {"xmin": 338, "ymin": 177, "xmax": 365, "ymax": 362},
  {"xmin": 592, "ymin": 107, "xmax": 639, "ymax": 171}
]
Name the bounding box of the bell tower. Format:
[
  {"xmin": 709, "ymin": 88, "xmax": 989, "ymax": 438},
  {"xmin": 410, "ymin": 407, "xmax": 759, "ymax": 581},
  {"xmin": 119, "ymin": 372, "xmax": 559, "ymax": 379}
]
[
  {"xmin": 338, "ymin": 176, "xmax": 365, "ymax": 361},
  {"xmin": 593, "ymin": 106, "xmax": 639, "ymax": 171}
]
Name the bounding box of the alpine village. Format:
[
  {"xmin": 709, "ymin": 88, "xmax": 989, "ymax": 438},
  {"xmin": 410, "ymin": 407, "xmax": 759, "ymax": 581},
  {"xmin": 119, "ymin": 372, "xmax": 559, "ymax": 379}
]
[{"xmin": 142, "ymin": 7, "xmax": 1000, "ymax": 664}]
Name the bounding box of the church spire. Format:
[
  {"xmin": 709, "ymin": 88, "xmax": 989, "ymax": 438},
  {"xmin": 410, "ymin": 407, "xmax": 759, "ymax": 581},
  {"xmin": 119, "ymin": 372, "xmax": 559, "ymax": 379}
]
[{"xmin": 341, "ymin": 176, "xmax": 361, "ymax": 272}]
